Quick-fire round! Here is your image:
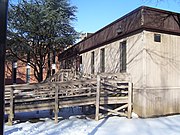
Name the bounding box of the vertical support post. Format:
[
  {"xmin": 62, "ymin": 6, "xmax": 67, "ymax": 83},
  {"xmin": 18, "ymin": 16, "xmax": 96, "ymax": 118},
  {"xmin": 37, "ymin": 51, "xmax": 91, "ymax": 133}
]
[
  {"xmin": 54, "ymin": 86, "xmax": 59, "ymax": 123},
  {"xmin": 61, "ymin": 72, "xmax": 64, "ymax": 82},
  {"xmin": 8, "ymin": 86, "xmax": 14, "ymax": 126},
  {"xmin": 127, "ymin": 82, "xmax": 132, "ymax": 119},
  {"xmin": 95, "ymin": 75, "xmax": 101, "ymax": 121},
  {"xmin": 0, "ymin": 0, "xmax": 9, "ymax": 133}
]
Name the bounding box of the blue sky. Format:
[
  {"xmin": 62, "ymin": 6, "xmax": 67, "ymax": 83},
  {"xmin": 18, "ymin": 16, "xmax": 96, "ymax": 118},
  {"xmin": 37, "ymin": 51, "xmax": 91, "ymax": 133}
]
[
  {"xmin": 11, "ymin": 0, "xmax": 180, "ymax": 33},
  {"xmin": 71, "ymin": 0, "xmax": 180, "ymax": 33}
]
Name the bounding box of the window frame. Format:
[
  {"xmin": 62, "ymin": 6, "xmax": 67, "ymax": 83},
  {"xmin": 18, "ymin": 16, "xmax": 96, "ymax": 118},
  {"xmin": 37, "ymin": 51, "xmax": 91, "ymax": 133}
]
[
  {"xmin": 100, "ymin": 48, "xmax": 105, "ymax": 73},
  {"xmin": 120, "ymin": 41, "xmax": 127, "ymax": 73},
  {"xmin": 154, "ymin": 33, "xmax": 161, "ymax": 42},
  {"xmin": 91, "ymin": 51, "xmax": 95, "ymax": 74}
]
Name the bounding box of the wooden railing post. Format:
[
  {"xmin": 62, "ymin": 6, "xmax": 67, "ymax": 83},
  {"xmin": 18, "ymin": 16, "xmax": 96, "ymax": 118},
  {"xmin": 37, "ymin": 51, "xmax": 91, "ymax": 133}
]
[
  {"xmin": 8, "ymin": 86, "xmax": 14, "ymax": 126},
  {"xmin": 127, "ymin": 82, "xmax": 132, "ymax": 118},
  {"xmin": 54, "ymin": 85, "xmax": 59, "ymax": 123},
  {"xmin": 95, "ymin": 75, "xmax": 101, "ymax": 121},
  {"xmin": 61, "ymin": 72, "xmax": 64, "ymax": 82}
]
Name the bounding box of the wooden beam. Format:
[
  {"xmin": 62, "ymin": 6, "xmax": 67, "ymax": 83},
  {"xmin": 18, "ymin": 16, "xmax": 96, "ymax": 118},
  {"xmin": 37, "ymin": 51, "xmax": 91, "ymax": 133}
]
[
  {"xmin": 114, "ymin": 104, "xmax": 128, "ymax": 111},
  {"xmin": 127, "ymin": 82, "xmax": 132, "ymax": 118},
  {"xmin": 0, "ymin": 1, "xmax": 9, "ymax": 132},
  {"xmin": 99, "ymin": 106, "xmax": 127, "ymax": 117},
  {"xmin": 8, "ymin": 87, "xmax": 14, "ymax": 126},
  {"xmin": 4, "ymin": 72, "xmax": 133, "ymax": 124},
  {"xmin": 95, "ymin": 75, "xmax": 101, "ymax": 121},
  {"xmin": 54, "ymin": 86, "xmax": 59, "ymax": 123}
]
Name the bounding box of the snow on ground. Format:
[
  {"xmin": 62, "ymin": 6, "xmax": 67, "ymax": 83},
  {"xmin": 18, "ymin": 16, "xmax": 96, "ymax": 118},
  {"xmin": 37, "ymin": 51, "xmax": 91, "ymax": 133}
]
[{"xmin": 4, "ymin": 108, "xmax": 180, "ymax": 135}]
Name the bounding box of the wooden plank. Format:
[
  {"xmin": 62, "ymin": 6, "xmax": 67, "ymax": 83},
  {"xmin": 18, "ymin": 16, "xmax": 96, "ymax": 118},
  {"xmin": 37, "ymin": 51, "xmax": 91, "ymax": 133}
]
[
  {"xmin": 54, "ymin": 86, "xmax": 59, "ymax": 123},
  {"xmin": 7, "ymin": 87, "xmax": 14, "ymax": 126},
  {"xmin": 102, "ymin": 90, "xmax": 128, "ymax": 95},
  {"xmin": 127, "ymin": 82, "xmax": 132, "ymax": 118},
  {"xmin": 9, "ymin": 106, "xmax": 54, "ymax": 113},
  {"xmin": 100, "ymin": 73, "xmax": 130, "ymax": 79},
  {"xmin": 5, "ymin": 84, "xmax": 45, "ymax": 90},
  {"xmin": 13, "ymin": 102, "xmax": 54, "ymax": 112},
  {"xmin": 58, "ymin": 92, "xmax": 96, "ymax": 98},
  {"xmin": 99, "ymin": 106, "xmax": 127, "ymax": 116},
  {"xmin": 61, "ymin": 72, "xmax": 64, "ymax": 81},
  {"xmin": 5, "ymin": 96, "xmax": 128, "ymax": 114},
  {"xmin": 99, "ymin": 106, "xmax": 127, "ymax": 117},
  {"xmin": 102, "ymin": 83, "xmax": 129, "ymax": 89},
  {"xmin": 100, "ymin": 97, "xmax": 128, "ymax": 104},
  {"xmin": 58, "ymin": 87, "xmax": 96, "ymax": 93},
  {"xmin": 6, "ymin": 97, "xmax": 54, "ymax": 103},
  {"xmin": 54, "ymin": 79, "xmax": 97, "ymax": 85},
  {"xmin": 58, "ymin": 96, "xmax": 128, "ymax": 107},
  {"xmin": 114, "ymin": 104, "xmax": 128, "ymax": 111},
  {"xmin": 14, "ymin": 93, "xmax": 54, "ymax": 98},
  {"xmin": 100, "ymin": 111, "xmax": 128, "ymax": 118},
  {"xmin": 95, "ymin": 75, "xmax": 100, "ymax": 121},
  {"xmin": 59, "ymin": 100, "xmax": 95, "ymax": 108}
]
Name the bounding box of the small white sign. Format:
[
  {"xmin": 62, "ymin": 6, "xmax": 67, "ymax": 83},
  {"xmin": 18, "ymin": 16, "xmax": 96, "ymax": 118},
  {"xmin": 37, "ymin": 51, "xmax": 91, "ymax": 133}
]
[
  {"xmin": 13, "ymin": 62, "xmax": 17, "ymax": 68},
  {"xmin": 52, "ymin": 64, "xmax": 56, "ymax": 69},
  {"xmin": 27, "ymin": 63, "xmax": 30, "ymax": 69}
]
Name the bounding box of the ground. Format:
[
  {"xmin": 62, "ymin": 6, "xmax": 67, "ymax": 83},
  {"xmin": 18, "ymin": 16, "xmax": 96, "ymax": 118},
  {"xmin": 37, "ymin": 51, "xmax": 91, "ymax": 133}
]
[{"xmin": 4, "ymin": 108, "xmax": 180, "ymax": 135}]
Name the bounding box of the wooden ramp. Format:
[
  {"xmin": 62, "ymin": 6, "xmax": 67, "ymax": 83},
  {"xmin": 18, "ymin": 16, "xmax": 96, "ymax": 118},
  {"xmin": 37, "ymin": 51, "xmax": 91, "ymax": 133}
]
[{"xmin": 5, "ymin": 71, "xmax": 132, "ymax": 125}]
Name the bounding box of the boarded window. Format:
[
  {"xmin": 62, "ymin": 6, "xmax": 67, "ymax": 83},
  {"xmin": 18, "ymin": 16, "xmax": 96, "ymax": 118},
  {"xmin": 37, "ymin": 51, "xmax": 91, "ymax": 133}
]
[
  {"xmin": 100, "ymin": 48, "xmax": 105, "ymax": 73},
  {"xmin": 91, "ymin": 51, "xmax": 95, "ymax": 74},
  {"xmin": 120, "ymin": 41, "xmax": 126, "ymax": 72},
  {"xmin": 154, "ymin": 34, "xmax": 161, "ymax": 42}
]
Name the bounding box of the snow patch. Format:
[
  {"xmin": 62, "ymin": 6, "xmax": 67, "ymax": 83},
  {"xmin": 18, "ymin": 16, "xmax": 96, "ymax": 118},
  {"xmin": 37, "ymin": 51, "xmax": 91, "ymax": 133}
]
[{"xmin": 4, "ymin": 110, "xmax": 180, "ymax": 135}]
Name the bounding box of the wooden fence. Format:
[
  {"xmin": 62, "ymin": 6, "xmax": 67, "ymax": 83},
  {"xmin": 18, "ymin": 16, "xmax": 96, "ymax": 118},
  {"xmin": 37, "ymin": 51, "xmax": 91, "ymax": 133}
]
[{"xmin": 5, "ymin": 73, "xmax": 132, "ymax": 125}]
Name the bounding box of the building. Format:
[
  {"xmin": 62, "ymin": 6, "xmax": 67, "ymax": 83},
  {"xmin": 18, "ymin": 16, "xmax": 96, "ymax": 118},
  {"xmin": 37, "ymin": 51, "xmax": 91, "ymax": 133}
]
[
  {"xmin": 58, "ymin": 6, "xmax": 180, "ymax": 117},
  {"xmin": 5, "ymin": 56, "xmax": 59, "ymax": 85},
  {"xmin": 5, "ymin": 60, "xmax": 36, "ymax": 84}
]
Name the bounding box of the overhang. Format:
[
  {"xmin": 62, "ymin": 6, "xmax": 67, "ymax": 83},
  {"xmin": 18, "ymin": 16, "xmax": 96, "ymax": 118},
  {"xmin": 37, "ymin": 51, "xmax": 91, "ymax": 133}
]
[{"xmin": 59, "ymin": 6, "xmax": 180, "ymax": 61}]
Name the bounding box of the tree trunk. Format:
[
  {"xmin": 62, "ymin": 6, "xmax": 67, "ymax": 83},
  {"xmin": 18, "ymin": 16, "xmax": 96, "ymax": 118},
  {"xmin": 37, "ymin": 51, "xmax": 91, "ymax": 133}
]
[
  {"xmin": 47, "ymin": 51, "xmax": 51, "ymax": 78},
  {"xmin": 34, "ymin": 67, "xmax": 43, "ymax": 83},
  {"xmin": 46, "ymin": 42, "xmax": 51, "ymax": 79},
  {"xmin": 38, "ymin": 67, "xmax": 43, "ymax": 82}
]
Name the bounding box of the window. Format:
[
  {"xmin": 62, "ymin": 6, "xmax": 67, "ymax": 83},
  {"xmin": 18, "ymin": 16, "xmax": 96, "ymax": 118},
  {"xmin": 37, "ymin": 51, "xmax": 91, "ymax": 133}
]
[
  {"xmin": 120, "ymin": 41, "xmax": 126, "ymax": 72},
  {"xmin": 79, "ymin": 56, "xmax": 83, "ymax": 73},
  {"xmin": 79, "ymin": 56, "xmax": 82, "ymax": 64},
  {"xmin": 154, "ymin": 34, "xmax": 161, "ymax": 42},
  {"xmin": 91, "ymin": 51, "xmax": 95, "ymax": 74},
  {"xmin": 100, "ymin": 48, "xmax": 105, "ymax": 73}
]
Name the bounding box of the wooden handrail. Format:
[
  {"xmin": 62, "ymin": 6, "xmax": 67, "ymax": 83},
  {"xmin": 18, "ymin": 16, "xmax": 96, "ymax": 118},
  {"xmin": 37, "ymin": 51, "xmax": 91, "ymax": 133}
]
[{"xmin": 5, "ymin": 72, "xmax": 132, "ymax": 125}]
